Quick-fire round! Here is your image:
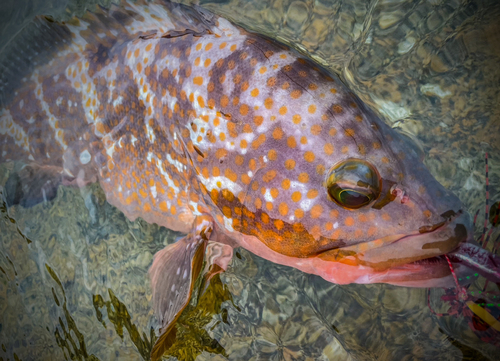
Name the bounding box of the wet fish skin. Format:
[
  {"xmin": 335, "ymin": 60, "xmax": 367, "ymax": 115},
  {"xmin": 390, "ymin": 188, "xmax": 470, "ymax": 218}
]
[
  {"xmin": 0, "ymin": 1, "xmax": 486, "ymax": 356},
  {"xmin": 0, "ymin": 0, "xmax": 470, "ymax": 285}
]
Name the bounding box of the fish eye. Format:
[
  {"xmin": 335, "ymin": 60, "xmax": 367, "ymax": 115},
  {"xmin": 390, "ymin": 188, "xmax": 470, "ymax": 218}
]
[{"xmin": 326, "ymin": 159, "xmax": 381, "ymax": 209}]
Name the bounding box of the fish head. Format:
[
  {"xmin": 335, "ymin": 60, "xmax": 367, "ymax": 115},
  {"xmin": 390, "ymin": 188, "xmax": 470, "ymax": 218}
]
[
  {"xmin": 213, "ymin": 57, "xmax": 474, "ymax": 287},
  {"xmin": 192, "ymin": 36, "xmax": 479, "ymax": 287}
]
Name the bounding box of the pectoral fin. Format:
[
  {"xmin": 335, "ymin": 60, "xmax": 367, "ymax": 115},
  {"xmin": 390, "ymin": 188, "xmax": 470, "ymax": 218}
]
[{"xmin": 149, "ymin": 216, "xmax": 213, "ymax": 361}]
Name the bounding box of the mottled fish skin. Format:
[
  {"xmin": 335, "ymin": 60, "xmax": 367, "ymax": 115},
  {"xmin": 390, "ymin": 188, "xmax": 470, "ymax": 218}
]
[{"xmin": 0, "ymin": 0, "xmax": 476, "ymax": 290}]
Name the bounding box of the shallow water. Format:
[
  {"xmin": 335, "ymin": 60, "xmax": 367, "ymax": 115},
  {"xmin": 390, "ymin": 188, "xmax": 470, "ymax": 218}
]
[{"xmin": 0, "ymin": 0, "xmax": 499, "ymax": 360}]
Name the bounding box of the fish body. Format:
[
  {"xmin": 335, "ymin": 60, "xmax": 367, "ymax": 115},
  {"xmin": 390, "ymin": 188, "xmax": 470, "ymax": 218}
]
[{"xmin": 0, "ymin": 1, "xmax": 498, "ymax": 357}]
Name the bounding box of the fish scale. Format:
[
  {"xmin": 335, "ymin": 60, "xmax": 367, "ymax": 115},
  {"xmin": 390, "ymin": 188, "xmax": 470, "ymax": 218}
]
[{"xmin": 1, "ymin": 1, "xmax": 499, "ymax": 358}]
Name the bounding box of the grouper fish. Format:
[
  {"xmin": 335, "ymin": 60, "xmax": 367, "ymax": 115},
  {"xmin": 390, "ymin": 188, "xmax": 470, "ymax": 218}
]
[{"xmin": 1, "ymin": 0, "xmax": 499, "ymax": 357}]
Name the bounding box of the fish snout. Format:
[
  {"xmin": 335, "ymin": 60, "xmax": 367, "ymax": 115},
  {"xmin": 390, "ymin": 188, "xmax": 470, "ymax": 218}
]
[
  {"xmin": 347, "ymin": 208, "xmax": 473, "ymax": 271},
  {"xmin": 420, "ymin": 208, "xmax": 473, "ymax": 254}
]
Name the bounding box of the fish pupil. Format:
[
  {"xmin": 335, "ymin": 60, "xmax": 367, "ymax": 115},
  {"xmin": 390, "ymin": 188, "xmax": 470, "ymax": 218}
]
[{"xmin": 339, "ymin": 189, "xmax": 370, "ymax": 208}]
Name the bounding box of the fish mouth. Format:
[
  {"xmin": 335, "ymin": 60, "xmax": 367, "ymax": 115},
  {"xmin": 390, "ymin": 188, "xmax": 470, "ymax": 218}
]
[
  {"xmin": 329, "ymin": 209, "xmax": 500, "ymax": 286},
  {"xmin": 375, "ymin": 242, "xmax": 500, "ymax": 287},
  {"xmin": 338, "ymin": 210, "xmax": 470, "ymax": 272}
]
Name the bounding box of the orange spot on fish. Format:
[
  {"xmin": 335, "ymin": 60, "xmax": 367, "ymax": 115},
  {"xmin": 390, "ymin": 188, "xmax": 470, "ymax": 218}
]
[
  {"xmin": 291, "ymin": 192, "xmax": 301, "ymax": 202},
  {"xmin": 298, "ymin": 173, "xmax": 309, "ymax": 183},
  {"xmin": 264, "ymin": 98, "xmax": 273, "ymax": 109},
  {"xmin": 304, "ymin": 151, "xmax": 315, "ymax": 162}
]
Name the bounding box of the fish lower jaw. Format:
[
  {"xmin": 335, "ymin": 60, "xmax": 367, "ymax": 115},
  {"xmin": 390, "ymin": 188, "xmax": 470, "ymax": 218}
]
[{"xmin": 408, "ymin": 255, "xmax": 447, "ymax": 266}]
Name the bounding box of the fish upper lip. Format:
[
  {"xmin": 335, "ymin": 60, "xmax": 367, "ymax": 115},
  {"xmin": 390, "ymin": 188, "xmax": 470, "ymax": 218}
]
[
  {"xmin": 314, "ymin": 210, "xmax": 471, "ymax": 271},
  {"xmin": 336, "ymin": 210, "xmax": 471, "ymax": 271},
  {"xmin": 394, "ymin": 209, "xmax": 468, "ymax": 248}
]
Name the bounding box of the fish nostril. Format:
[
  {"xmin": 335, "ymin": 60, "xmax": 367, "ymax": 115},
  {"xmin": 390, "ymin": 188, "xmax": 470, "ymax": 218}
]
[{"xmin": 390, "ymin": 185, "xmax": 408, "ymax": 204}]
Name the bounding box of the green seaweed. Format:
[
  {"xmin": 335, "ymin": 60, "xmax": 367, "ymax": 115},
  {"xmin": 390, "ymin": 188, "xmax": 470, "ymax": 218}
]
[
  {"xmin": 0, "ymin": 189, "xmax": 32, "ymax": 245},
  {"xmin": 46, "ymin": 264, "xmax": 101, "ymax": 361},
  {"xmin": 163, "ymin": 274, "xmax": 231, "ymax": 361},
  {"xmin": 90, "ymin": 272, "xmax": 232, "ymax": 360},
  {"xmin": 92, "ymin": 289, "xmax": 155, "ymax": 360}
]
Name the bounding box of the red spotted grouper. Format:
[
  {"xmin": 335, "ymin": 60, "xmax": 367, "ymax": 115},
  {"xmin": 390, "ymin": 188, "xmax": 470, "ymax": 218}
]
[{"xmin": 1, "ymin": 0, "xmax": 499, "ymax": 357}]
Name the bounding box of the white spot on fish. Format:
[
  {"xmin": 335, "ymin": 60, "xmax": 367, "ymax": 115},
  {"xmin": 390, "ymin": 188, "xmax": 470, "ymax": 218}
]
[
  {"xmin": 223, "ymin": 216, "xmax": 234, "ymax": 232},
  {"xmin": 189, "ymin": 201, "xmax": 201, "ymax": 216},
  {"xmin": 333, "ymin": 222, "xmax": 339, "ymax": 229},
  {"xmin": 19, "ymin": 99, "xmax": 24, "ymax": 109},
  {"xmin": 202, "ymin": 176, "xmax": 242, "ymax": 194},
  {"xmin": 166, "ymin": 153, "xmax": 185, "ymax": 173},
  {"xmin": 79, "ymin": 149, "xmax": 91, "ymax": 164},
  {"xmin": 300, "ymin": 199, "xmax": 312, "ymax": 211},
  {"xmin": 171, "ymin": 284, "xmax": 175, "ymax": 292},
  {"xmin": 112, "ymin": 95, "xmax": 123, "ymax": 107},
  {"xmin": 182, "ymin": 269, "xmax": 187, "ymax": 279},
  {"xmin": 290, "ymin": 181, "xmax": 307, "ymax": 190},
  {"xmin": 176, "ymin": 267, "xmax": 180, "ymax": 275},
  {"xmin": 105, "ymin": 142, "xmax": 115, "ymax": 158},
  {"xmin": 263, "ymin": 189, "xmax": 273, "ymax": 202}
]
